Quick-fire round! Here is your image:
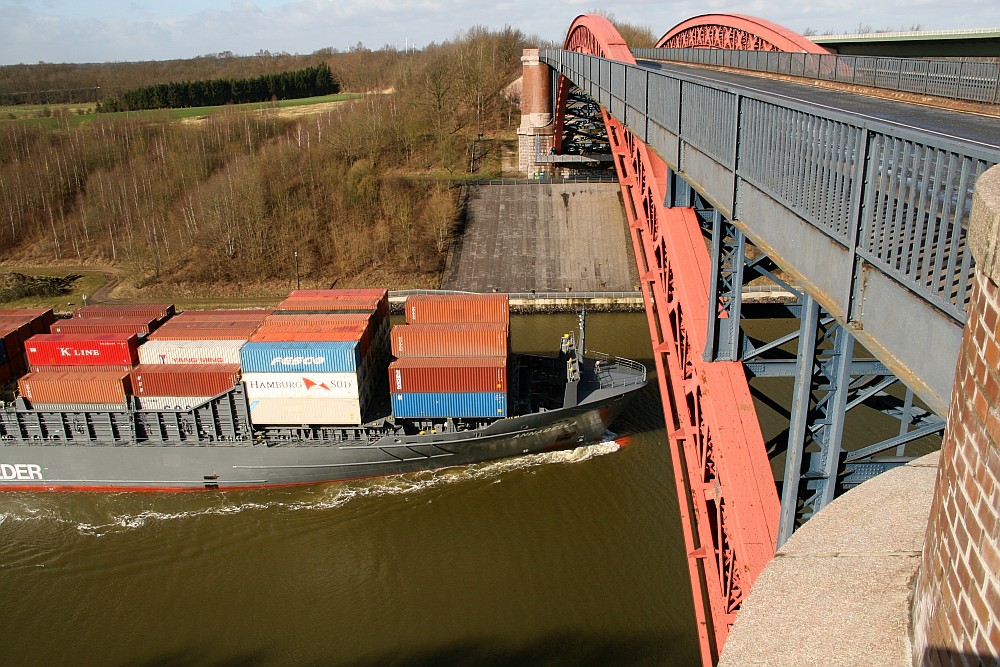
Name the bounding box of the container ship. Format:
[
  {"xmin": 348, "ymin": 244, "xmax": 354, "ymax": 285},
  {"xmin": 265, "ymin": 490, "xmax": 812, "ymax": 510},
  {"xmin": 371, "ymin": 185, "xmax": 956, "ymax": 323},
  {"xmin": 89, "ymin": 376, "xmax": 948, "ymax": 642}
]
[{"xmin": 0, "ymin": 291, "xmax": 645, "ymax": 491}]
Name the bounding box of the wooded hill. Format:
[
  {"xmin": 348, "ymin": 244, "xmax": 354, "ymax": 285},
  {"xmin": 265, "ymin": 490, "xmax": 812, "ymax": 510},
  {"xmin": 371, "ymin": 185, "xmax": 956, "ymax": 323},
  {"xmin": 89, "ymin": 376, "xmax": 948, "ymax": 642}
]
[{"xmin": 0, "ymin": 28, "xmax": 529, "ymax": 294}]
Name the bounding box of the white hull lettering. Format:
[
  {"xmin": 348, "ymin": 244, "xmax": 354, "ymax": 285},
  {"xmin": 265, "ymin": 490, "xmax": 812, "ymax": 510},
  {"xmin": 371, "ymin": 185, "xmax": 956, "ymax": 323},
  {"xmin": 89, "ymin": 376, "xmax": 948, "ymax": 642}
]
[{"xmin": 0, "ymin": 463, "xmax": 43, "ymax": 480}]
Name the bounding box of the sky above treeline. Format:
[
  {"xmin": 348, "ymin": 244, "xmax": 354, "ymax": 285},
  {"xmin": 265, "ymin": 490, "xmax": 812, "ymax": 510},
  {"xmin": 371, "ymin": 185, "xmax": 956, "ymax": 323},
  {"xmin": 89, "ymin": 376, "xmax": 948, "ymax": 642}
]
[{"xmin": 2, "ymin": 0, "xmax": 999, "ymax": 65}]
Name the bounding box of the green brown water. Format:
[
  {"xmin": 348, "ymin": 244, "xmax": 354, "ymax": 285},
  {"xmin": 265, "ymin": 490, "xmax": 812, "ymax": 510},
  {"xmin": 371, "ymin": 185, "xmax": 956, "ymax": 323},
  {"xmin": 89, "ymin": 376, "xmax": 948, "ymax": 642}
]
[{"xmin": 0, "ymin": 313, "xmax": 702, "ymax": 666}]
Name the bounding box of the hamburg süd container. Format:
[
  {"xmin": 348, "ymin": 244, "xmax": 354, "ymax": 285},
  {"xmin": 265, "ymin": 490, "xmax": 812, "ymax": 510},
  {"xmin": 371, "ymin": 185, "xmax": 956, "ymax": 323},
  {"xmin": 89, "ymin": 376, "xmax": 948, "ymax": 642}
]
[
  {"xmin": 24, "ymin": 333, "xmax": 139, "ymax": 368},
  {"xmin": 246, "ymin": 396, "xmax": 363, "ymax": 426},
  {"xmin": 242, "ymin": 372, "xmax": 363, "ymax": 400},
  {"xmin": 130, "ymin": 364, "xmax": 241, "ymax": 397},
  {"xmin": 404, "ymin": 293, "xmax": 509, "ymax": 325},
  {"xmin": 74, "ymin": 304, "xmax": 175, "ymax": 320},
  {"xmin": 138, "ymin": 339, "xmax": 245, "ymax": 365},
  {"xmin": 391, "ymin": 391, "xmax": 507, "ymax": 419},
  {"xmin": 18, "ymin": 370, "xmax": 132, "ymax": 405},
  {"xmin": 388, "ymin": 356, "xmax": 507, "ymax": 393},
  {"xmin": 240, "ymin": 340, "xmax": 363, "ymax": 374},
  {"xmin": 390, "ymin": 323, "xmax": 509, "ymax": 358},
  {"xmin": 50, "ymin": 316, "xmax": 159, "ymax": 336}
]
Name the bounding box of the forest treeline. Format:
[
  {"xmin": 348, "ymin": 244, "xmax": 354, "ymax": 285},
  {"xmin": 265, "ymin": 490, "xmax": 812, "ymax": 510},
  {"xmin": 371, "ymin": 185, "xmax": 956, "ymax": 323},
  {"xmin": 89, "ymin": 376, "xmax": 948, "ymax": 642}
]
[
  {"xmin": 97, "ymin": 64, "xmax": 338, "ymax": 112},
  {"xmin": 0, "ymin": 27, "xmax": 531, "ymax": 292}
]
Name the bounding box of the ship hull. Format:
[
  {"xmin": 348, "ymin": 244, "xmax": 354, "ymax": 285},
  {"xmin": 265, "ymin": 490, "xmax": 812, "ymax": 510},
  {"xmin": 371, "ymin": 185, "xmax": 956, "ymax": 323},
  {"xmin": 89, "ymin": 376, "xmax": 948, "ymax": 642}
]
[{"xmin": 0, "ymin": 389, "xmax": 636, "ymax": 491}]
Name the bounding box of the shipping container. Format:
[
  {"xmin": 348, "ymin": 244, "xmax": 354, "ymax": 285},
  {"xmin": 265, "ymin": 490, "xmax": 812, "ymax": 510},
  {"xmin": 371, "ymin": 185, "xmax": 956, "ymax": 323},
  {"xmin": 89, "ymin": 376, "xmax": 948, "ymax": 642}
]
[
  {"xmin": 130, "ymin": 364, "xmax": 241, "ymax": 397},
  {"xmin": 391, "ymin": 392, "xmax": 507, "ymax": 419},
  {"xmin": 30, "ymin": 403, "xmax": 128, "ymax": 412},
  {"xmin": 262, "ymin": 312, "xmax": 377, "ymax": 326},
  {"xmin": 240, "ymin": 341, "xmax": 363, "ymax": 374},
  {"xmin": 0, "ymin": 338, "xmax": 6, "ymax": 366},
  {"xmin": 31, "ymin": 364, "xmax": 134, "ymax": 374},
  {"xmin": 169, "ymin": 309, "xmax": 272, "ymax": 322},
  {"xmin": 390, "ymin": 323, "xmax": 509, "ymax": 358},
  {"xmin": 388, "ymin": 357, "xmax": 507, "ymax": 393},
  {"xmin": 50, "ymin": 316, "xmax": 159, "ymax": 336},
  {"xmin": 74, "ymin": 304, "xmax": 175, "ymax": 319},
  {"xmin": 246, "ymin": 396, "xmax": 363, "ymax": 426},
  {"xmin": 404, "ymin": 293, "xmax": 509, "ymax": 325},
  {"xmin": 138, "ymin": 339, "xmax": 245, "ymax": 365},
  {"xmin": 242, "ymin": 372, "xmax": 362, "ymax": 400},
  {"xmin": 275, "ymin": 293, "xmax": 388, "ymax": 319},
  {"xmin": 136, "ymin": 396, "xmax": 214, "ymax": 411},
  {"xmin": 286, "ymin": 288, "xmax": 387, "ymax": 301},
  {"xmin": 0, "ymin": 320, "xmax": 34, "ymax": 349},
  {"xmin": 148, "ymin": 326, "xmax": 258, "ymax": 341},
  {"xmin": 0, "ymin": 308, "xmax": 55, "ymax": 335},
  {"xmin": 24, "ymin": 333, "xmax": 139, "ymax": 368},
  {"xmin": 18, "ymin": 370, "xmax": 131, "ymax": 405},
  {"xmin": 0, "ymin": 360, "xmax": 11, "ymax": 386}
]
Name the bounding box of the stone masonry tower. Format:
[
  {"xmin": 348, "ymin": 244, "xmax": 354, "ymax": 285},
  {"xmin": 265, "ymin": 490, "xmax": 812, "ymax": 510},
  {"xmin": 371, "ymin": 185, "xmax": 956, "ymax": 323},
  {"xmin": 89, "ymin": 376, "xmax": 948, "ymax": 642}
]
[
  {"xmin": 912, "ymin": 164, "xmax": 1000, "ymax": 665},
  {"xmin": 517, "ymin": 49, "xmax": 554, "ymax": 177}
]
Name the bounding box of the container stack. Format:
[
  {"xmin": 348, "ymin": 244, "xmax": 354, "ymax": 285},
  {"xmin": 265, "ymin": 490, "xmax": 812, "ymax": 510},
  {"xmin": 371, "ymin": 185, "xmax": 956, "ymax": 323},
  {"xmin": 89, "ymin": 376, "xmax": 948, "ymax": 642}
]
[
  {"xmin": 0, "ymin": 309, "xmax": 56, "ymax": 385},
  {"xmin": 240, "ymin": 289, "xmax": 389, "ymax": 426},
  {"xmin": 389, "ymin": 294, "xmax": 509, "ymax": 419},
  {"xmin": 135, "ymin": 309, "xmax": 270, "ymax": 409}
]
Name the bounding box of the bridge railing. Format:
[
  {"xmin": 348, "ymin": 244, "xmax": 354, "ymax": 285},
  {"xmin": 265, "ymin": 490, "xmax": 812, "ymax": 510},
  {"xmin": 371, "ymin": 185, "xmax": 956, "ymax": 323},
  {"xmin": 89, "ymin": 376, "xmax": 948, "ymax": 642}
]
[
  {"xmin": 631, "ymin": 47, "xmax": 1000, "ymax": 105},
  {"xmin": 541, "ymin": 47, "xmax": 999, "ymax": 412}
]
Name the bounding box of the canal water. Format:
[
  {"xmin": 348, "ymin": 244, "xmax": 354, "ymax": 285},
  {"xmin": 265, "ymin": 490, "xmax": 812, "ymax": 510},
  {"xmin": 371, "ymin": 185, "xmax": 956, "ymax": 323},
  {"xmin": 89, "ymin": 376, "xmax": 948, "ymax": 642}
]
[{"xmin": 0, "ymin": 313, "xmax": 704, "ymax": 666}]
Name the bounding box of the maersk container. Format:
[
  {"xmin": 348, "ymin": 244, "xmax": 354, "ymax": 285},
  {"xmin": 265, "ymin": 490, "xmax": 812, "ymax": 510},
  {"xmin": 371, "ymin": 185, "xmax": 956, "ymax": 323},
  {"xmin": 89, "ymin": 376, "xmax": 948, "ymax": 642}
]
[
  {"xmin": 390, "ymin": 323, "xmax": 509, "ymax": 358},
  {"xmin": 18, "ymin": 370, "xmax": 132, "ymax": 405},
  {"xmin": 240, "ymin": 341, "xmax": 362, "ymax": 374},
  {"xmin": 404, "ymin": 293, "xmax": 509, "ymax": 325},
  {"xmin": 51, "ymin": 316, "xmax": 159, "ymax": 336},
  {"xmin": 246, "ymin": 396, "xmax": 362, "ymax": 426},
  {"xmin": 391, "ymin": 391, "xmax": 507, "ymax": 419},
  {"xmin": 25, "ymin": 333, "xmax": 139, "ymax": 367},
  {"xmin": 130, "ymin": 364, "xmax": 241, "ymax": 397},
  {"xmin": 137, "ymin": 396, "xmax": 213, "ymax": 411},
  {"xmin": 138, "ymin": 339, "xmax": 245, "ymax": 365},
  {"xmin": 242, "ymin": 372, "xmax": 362, "ymax": 400},
  {"xmin": 74, "ymin": 304, "xmax": 174, "ymax": 319},
  {"xmin": 389, "ymin": 357, "xmax": 507, "ymax": 393}
]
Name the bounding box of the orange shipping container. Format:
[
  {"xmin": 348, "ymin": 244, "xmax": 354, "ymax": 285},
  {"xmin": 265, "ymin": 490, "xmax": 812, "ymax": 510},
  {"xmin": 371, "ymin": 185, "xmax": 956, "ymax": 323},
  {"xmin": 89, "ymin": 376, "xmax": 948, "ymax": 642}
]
[
  {"xmin": 404, "ymin": 293, "xmax": 509, "ymax": 325},
  {"xmin": 388, "ymin": 356, "xmax": 507, "ymax": 393},
  {"xmin": 74, "ymin": 304, "xmax": 175, "ymax": 319},
  {"xmin": 390, "ymin": 323, "xmax": 508, "ymax": 358},
  {"xmin": 149, "ymin": 326, "xmax": 259, "ymax": 341},
  {"xmin": 130, "ymin": 364, "xmax": 241, "ymax": 397},
  {"xmin": 50, "ymin": 316, "xmax": 159, "ymax": 336},
  {"xmin": 169, "ymin": 309, "xmax": 273, "ymax": 323},
  {"xmin": 18, "ymin": 370, "xmax": 132, "ymax": 405}
]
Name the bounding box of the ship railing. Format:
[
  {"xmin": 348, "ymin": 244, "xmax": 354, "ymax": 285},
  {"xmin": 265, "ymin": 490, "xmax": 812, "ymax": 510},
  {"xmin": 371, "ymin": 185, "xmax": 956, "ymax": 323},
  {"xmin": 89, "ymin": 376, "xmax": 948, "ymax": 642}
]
[{"xmin": 589, "ymin": 351, "xmax": 647, "ymax": 388}]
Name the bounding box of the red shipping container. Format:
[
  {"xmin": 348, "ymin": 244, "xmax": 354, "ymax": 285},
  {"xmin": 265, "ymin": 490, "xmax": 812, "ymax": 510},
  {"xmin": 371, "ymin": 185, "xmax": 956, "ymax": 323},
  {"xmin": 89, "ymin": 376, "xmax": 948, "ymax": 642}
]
[
  {"xmin": 0, "ymin": 308, "xmax": 55, "ymax": 335},
  {"xmin": 24, "ymin": 333, "xmax": 139, "ymax": 367},
  {"xmin": 286, "ymin": 289, "xmax": 387, "ymax": 300},
  {"xmin": 18, "ymin": 370, "xmax": 132, "ymax": 405},
  {"xmin": 130, "ymin": 363, "xmax": 241, "ymax": 397},
  {"xmin": 149, "ymin": 327, "xmax": 257, "ymax": 341},
  {"xmin": 50, "ymin": 316, "xmax": 158, "ymax": 336},
  {"xmin": 388, "ymin": 357, "xmax": 507, "ymax": 393},
  {"xmin": 31, "ymin": 363, "xmax": 133, "ymax": 374},
  {"xmin": 171, "ymin": 309, "xmax": 272, "ymax": 323},
  {"xmin": 390, "ymin": 323, "xmax": 508, "ymax": 358},
  {"xmin": 0, "ymin": 319, "xmax": 34, "ymax": 348},
  {"xmin": 262, "ymin": 312, "xmax": 375, "ymax": 325},
  {"xmin": 404, "ymin": 294, "xmax": 509, "ymax": 325},
  {"xmin": 74, "ymin": 304, "xmax": 175, "ymax": 319}
]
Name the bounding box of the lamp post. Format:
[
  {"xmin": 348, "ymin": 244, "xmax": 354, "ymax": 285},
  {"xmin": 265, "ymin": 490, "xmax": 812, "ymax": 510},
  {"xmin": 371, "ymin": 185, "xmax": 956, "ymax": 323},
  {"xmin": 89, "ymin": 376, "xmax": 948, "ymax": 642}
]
[{"xmin": 294, "ymin": 250, "xmax": 300, "ymax": 289}]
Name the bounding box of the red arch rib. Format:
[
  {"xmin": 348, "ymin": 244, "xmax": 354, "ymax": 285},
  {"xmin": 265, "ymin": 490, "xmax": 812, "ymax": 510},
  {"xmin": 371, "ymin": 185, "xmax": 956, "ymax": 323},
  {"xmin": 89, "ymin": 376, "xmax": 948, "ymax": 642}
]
[{"xmin": 657, "ymin": 13, "xmax": 830, "ymax": 53}]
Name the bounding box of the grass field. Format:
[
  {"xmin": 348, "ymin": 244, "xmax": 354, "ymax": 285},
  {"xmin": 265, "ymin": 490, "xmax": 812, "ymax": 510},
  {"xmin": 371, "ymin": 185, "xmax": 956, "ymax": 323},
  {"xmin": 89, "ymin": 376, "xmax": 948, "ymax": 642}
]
[
  {"xmin": 0, "ymin": 92, "xmax": 362, "ymax": 128},
  {"xmin": 0, "ymin": 268, "xmax": 110, "ymax": 313}
]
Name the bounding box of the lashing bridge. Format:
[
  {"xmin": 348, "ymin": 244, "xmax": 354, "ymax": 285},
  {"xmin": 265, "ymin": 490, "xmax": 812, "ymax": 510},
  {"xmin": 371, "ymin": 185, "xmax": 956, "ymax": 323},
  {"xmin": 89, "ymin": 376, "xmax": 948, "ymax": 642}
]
[{"xmin": 526, "ymin": 13, "xmax": 1000, "ymax": 665}]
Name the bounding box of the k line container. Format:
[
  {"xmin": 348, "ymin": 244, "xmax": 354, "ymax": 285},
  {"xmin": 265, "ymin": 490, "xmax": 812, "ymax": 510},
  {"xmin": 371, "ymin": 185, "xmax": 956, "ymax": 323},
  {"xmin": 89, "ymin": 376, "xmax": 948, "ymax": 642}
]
[
  {"xmin": 390, "ymin": 323, "xmax": 509, "ymax": 358},
  {"xmin": 391, "ymin": 391, "xmax": 507, "ymax": 418},
  {"xmin": 51, "ymin": 316, "xmax": 159, "ymax": 336},
  {"xmin": 388, "ymin": 357, "xmax": 507, "ymax": 393},
  {"xmin": 242, "ymin": 372, "xmax": 362, "ymax": 400},
  {"xmin": 25, "ymin": 333, "xmax": 140, "ymax": 367},
  {"xmin": 130, "ymin": 364, "xmax": 241, "ymax": 397},
  {"xmin": 138, "ymin": 339, "xmax": 245, "ymax": 365},
  {"xmin": 246, "ymin": 396, "xmax": 363, "ymax": 426},
  {"xmin": 18, "ymin": 370, "xmax": 132, "ymax": 405},
  {"xmin": 240, "ymin": 341, "xmax": 363, "ymax": 374},
  {"xmin": 404, "ymin": 293, "xmax": 509, "ymax": 325},
  {"xmin": 74, "ymin": 304, "xmax": 175, "ymax": 319},
  {"xmin": 137, "ymin": 396, "xmax": 214, "ymax": 411}
]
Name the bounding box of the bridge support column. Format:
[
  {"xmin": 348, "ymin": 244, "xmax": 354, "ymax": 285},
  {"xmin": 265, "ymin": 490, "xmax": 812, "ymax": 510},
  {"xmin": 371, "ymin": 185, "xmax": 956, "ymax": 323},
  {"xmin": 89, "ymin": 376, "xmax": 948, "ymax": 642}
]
[
  {"xmin": 912, "ymin": 165, "xmax": 1000, "ymax": 664},
  {"xmin": 516, "ymin": 48, "xmax": 554, "ymax": 177}
]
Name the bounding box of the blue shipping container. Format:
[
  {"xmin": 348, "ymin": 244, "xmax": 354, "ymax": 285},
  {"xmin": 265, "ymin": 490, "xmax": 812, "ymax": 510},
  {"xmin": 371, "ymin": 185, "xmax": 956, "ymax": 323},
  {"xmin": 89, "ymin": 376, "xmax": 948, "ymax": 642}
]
[
  {"xmin": 392, "ymin": 392, "xmax": 507, "ymax": 419},
  {"xmin": 240, "ymin": 341, "xmax": 361, "ymax": 374}
]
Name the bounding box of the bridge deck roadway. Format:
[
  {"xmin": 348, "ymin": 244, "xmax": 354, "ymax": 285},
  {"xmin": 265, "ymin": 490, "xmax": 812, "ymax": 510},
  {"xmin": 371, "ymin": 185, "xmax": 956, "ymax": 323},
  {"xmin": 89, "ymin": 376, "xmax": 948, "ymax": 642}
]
[
  {"xmin": 442, "ymin": 183, "xmax": 637, "ymax": 293},
  {"xmin": 638, "ymin": 60, "xmax": 999, "ymax": 150}
]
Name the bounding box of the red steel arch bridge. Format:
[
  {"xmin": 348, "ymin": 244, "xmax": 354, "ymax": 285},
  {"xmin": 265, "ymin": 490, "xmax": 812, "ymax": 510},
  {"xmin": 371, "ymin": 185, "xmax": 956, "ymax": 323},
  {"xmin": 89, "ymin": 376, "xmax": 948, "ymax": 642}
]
[{"xmin": 529, "ymin": 13, "xmax": 1000, "ymax": 665}]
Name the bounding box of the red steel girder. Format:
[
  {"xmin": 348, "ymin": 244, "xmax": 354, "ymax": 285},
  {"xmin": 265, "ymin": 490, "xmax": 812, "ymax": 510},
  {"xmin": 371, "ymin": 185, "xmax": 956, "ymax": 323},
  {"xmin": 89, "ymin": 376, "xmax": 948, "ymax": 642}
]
[
  {"xmin": 656, "ymin": 14, "xmax": 830, "ymax": 53},
  {"xmin": 560, "ymin": 14, "xmax": 781, "ymax": 665}
]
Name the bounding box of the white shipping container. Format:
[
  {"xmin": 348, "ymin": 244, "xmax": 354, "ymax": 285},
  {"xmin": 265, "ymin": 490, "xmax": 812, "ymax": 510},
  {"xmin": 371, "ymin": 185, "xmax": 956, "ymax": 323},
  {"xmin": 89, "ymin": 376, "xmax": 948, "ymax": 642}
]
[
  {"xmin": 137, "ymin": 396, "xmax": 214, "ymax": 411},
  {"xmin": 247, "ymin": 396, "xmax": 362, "ymax": 425},
  {"xmin": 242, "ymin": 372, "xmax": 363, "ymax": 400},
  {"xmin": 138, "ymin": 339, "xmax": 244, "ymax": 365}
]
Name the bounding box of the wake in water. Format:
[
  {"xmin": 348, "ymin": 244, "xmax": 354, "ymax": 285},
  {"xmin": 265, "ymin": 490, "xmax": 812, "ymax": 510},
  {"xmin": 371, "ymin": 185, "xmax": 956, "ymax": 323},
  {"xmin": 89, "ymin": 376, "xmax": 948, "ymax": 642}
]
[{"xmin": 0, "ymin": 435, "xmax": 623, "ymax": 537}]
